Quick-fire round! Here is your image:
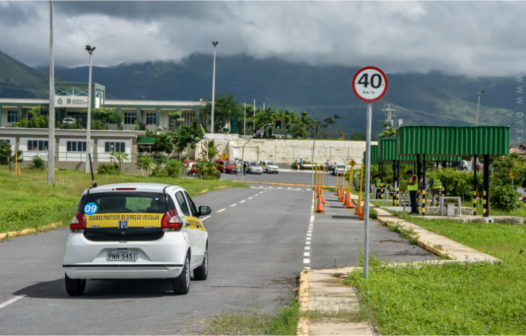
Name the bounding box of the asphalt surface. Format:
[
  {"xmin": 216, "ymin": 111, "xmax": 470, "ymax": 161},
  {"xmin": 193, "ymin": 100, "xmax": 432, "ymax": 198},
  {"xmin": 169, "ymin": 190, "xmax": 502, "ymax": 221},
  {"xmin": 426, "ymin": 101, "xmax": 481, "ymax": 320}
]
[{"xmin": 0, "ymin": 182, "xmax": 433, "ymax": 334}]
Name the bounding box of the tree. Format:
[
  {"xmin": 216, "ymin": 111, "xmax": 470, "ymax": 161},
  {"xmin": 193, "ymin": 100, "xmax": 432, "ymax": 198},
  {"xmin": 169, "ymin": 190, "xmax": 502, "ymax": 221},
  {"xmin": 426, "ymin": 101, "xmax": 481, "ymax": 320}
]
[
  {"xmin": 0, "ymin": 141, "xmax": 23, "ymax": 174},
  {"xmin": 200, "ymin": 139, "xmax": 221, "ymax": 161},
  {"xmin": 110, "ymin": 152, "xmax": 130, "ymax": 173},
  {"xmin": 379, "ymin": 122, "xmax": 396, "ymax": 138},
  {"xmin": 173, "ymin": 126, "xmax": 204, "ymax": 154},
  {"xmin": 205, "ymin": 93, "xmax": 243, "ymax": 133},
  {"xmin": 136, "ymin": 156, "xmax": 154, "ymax": 176},
  {"xmin": 145, "ymin": 130, "xmax": 175, "ymax": 154},
  {"xmin": 12, "ymin": 106, "xmax": 49, "ymax": 129}
]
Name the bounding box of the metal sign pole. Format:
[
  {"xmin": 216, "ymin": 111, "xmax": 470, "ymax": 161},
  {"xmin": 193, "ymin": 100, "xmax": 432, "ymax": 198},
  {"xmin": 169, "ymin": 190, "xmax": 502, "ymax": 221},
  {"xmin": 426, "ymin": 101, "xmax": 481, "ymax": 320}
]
[{"xmin": 363, "ymin": 102, "xmax": 373, "ymax": 279}]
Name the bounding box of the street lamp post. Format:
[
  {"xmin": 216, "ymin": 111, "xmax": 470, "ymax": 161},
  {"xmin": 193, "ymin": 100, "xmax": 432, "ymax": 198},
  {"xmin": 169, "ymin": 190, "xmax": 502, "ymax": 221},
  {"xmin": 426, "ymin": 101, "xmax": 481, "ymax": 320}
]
[
  {"xmin": 48, "ymin": 0, "xmax": 55, "ymax": 185},
  {"xmin": 210, "ymin": 41, "xmax": 218, "ymax": 134},
  {"xmin": 244, "ymin": 103, "xmax": 246, "ymax": 136},
  {"xmin": 85, "ymin": 45, "xmax": 96, "ymax": 173},
  {"xmin": 475, "ymin": 89, "xmax": 485, "ymax": 126},
  {"xmin": 242, "ymin": 123, "xmax": 273, "ymax": 184}
]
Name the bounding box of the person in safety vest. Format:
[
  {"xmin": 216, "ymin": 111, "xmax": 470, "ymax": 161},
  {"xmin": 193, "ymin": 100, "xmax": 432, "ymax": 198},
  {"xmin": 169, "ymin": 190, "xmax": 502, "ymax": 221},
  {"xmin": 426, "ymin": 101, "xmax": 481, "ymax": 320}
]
[
  {"xmin": 430, "ymin": 175, "xmax": 442, "ymax": 206},
  {"xmin": 374, "ymin": 174, "xmax": 382, "ymax": 198},
  {"xmin": 405, "ymin": 170, "xmax": 418, "ymax": 215}
]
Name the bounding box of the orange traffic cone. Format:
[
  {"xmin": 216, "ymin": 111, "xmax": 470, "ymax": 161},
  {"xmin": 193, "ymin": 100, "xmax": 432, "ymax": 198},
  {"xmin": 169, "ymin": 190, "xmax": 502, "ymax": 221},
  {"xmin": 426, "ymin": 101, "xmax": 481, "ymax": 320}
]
[
  {"xmin": 314, "ymin": 197, "xmax": 326, "ymax": 214},
  {"xmin": 320, "ymin": 194, "xmax": 326, "ymax": 204},
  {"xmin": 336, "ymin": 187, "xmax": 341, "ymax": 196},
  {"xmin": 339, "ymin": 191, "xmax": 346, "ymax": 202},
  {"xmin": 358, "ymin": 210, "xmax": 365, "ymax": 220},
  {"xmin": 17, "ymin": 166, "xmax": 21, "ymax": 175},
  {"xmin": 355, "ymin": 202, "xmax": 363, "ymax": 215},
  {"xmin": 345, "ymin": 194, "xmax": 355, "ymax": 209}
]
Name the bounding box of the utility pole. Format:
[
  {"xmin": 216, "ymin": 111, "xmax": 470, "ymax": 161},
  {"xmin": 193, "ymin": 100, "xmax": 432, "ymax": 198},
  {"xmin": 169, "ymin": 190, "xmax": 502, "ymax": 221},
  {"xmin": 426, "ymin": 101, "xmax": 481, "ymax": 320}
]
[
  {"xmin": 85, "ymin": 45, "xmax": 96, "ymax": 173},
  {"xmin": 210, "ymin": 41, "xmax": 218, "ymax": 134},
  {"xmin": 253, "ymin": 99, "xmax": 256, "ymax": 134},
  {"xmin": 47, "ymin": 0, "xmax": 55, "ymax": 185},
  {"xmin": 244, "ymin": 103, "xmax": 246, "ymax": 136},
  {"xmin": 475, "ymin": 90, "xmax": 485, "ymax": 126},
  {"xmin": 381, "ymin": 103, "xmax": 396, "ymax": 128}
]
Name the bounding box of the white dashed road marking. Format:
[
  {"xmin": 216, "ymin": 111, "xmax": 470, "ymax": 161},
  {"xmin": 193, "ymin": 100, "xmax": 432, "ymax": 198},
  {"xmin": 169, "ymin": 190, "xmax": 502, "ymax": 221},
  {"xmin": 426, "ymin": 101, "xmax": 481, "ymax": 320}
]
[
  {"xmin": 218, "ymin": 209, "xmax": 226, "ymax": 213},
  {"xmin": 248, "ymin": 197, "xmax": 253, "ymax": 199},
  {"xmin": 231, "ymin": 204, "xmax": 237, "ymax": 207},
  {"xmin": 304, "ymin": 252, "xmax": 310, "ymax": 257},
  {"xmin": 0, "ymin": 296, "xmax": 24, "ymax": 310},
  {"xmin": 240, "ymin": 200, "xmax": 245, "ymax": 203},
  {"xmin": 303, "ymin": 258, "xmax": 310, "ymax": 264},
  {"xmin": 201, "ymin": 216, "xmax": 210, "ymax": 221}
]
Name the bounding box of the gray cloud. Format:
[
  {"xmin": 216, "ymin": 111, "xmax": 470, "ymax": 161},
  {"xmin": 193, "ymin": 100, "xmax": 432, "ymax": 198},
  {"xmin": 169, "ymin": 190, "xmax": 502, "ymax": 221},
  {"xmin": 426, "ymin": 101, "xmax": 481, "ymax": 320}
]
[{"xmin": 0, "ymin": 1, "xmax": 525, "ymax": 76}]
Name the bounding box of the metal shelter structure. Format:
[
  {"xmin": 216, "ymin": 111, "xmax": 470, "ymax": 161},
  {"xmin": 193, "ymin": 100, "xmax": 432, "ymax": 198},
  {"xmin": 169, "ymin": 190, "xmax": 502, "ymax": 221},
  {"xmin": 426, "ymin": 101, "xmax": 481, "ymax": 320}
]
[{"xmin": 396, "ymin": 125, "xmax": 510, "ymax": 217}]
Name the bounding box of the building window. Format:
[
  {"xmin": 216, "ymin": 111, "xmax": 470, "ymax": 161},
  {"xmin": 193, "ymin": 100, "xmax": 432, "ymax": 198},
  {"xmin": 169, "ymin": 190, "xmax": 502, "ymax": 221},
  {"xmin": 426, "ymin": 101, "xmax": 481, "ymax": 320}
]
[
  {"xmin": 0, "ymin": 139, "xmax": 11, "ymax": 145},
  {"xmin": 8, "ymin": 111, "xmax": 17, "ymax": 123},
  {"xmin": 146, "ymin": 113, "xmax": 156, "ymax": 125},
  {"xmin": 66, "ymin": 141, "xmax": 87, "ymax": 152},
  {"xmin": 28, "ymin": 140, "xmax": 49, "ymax": 151},
  {"xmin": 105, "ymin": 142, "xmax": 125, "ymax": 153},
  {"xmin": 124, "ymin": 113, "xmax": 136, "ymax": 125}
]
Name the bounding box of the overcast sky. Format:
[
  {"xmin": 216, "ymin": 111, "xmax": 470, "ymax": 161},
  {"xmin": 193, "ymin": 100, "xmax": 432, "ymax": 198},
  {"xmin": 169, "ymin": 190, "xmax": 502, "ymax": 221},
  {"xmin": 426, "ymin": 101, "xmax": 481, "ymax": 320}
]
[{"xmin": 0, "ymin": 1, "xmax": 524, "ymax": 76}]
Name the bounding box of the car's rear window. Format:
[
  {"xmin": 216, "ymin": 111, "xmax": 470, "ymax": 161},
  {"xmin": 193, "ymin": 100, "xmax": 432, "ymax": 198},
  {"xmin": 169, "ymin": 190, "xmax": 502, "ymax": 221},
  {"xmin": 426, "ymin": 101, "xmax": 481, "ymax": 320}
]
[{"xmin": 83, "ymin": 192, "xmax": 167, "ymax": 214}]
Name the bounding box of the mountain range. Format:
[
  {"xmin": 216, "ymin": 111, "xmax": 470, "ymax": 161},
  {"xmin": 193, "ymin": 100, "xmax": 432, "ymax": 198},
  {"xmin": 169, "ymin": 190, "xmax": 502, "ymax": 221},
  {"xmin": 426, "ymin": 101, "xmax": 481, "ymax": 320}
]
[{"xmin": 0, "ymin": 50, "xmax": 519, "ymax": 141}]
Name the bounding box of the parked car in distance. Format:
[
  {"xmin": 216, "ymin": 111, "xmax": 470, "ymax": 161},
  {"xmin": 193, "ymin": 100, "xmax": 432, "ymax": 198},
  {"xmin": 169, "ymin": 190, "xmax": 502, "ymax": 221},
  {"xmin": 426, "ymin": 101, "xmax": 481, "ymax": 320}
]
[
  {"xmin": 215, "ymin": 160, "xmax": 236, "ymax": 174},
  {"xmin": 332, "ymin": 164, "xmax": 347, "ymax": 176},
  {"xmin": 259, "ymin": 161, "xmax": 279, "ymax": 174},
  {"xmin": 186, "ymin": 162, "xmax": 199, "ymax": 177},
  {"xmin": 245, "ymin": 161, "xmax": 263, "ymax": 174},
  {"xmin": 62, "ymin": 117, "xmax": 75, "ymax": 125}
]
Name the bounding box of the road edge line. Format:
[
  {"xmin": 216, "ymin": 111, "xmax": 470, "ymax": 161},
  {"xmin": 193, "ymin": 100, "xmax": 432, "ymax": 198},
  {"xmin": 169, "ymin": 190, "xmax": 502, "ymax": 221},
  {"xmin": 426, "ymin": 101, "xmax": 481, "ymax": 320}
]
[{"xmin": 0, "ymin": 222, "xmax": 63, "ymax": 241}]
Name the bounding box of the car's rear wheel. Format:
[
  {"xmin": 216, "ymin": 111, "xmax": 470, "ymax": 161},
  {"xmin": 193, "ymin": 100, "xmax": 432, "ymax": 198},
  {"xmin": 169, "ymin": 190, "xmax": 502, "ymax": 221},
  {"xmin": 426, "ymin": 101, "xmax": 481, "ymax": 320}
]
[
  {"xmin": 193, "ymin": 244, "xmax": 208, "ymax": 281},
  {"xmin": 65, "ymin": 274, "xmax": 86, "ymax": 296},
  {"xmin": 172, "ymin": 253, "xmax": 190, "ymax": 295}
]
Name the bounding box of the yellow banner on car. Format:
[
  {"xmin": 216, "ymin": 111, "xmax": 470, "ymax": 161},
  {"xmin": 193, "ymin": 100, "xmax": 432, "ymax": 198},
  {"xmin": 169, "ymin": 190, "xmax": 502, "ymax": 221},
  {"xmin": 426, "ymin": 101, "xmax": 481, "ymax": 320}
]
[{"xmin": 86, "ymin": 213, "xmax": 164, "ymax": 228}]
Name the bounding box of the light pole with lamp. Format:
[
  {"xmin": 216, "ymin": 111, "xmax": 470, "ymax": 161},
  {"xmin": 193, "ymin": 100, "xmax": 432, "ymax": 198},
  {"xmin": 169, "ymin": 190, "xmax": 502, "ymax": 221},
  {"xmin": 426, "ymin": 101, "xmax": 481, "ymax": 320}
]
[
  {"xmin": 48, "ymin": 0, "xmax": 55, "ymax": 185},
  {"xmin": 244, "ymin": 103, "xmax": 246, "ymax": 136},
  {"xmin": 242, "ymin": 123, "xmax": 273, "ymax": 184},
  {"xmin": 85, "ymin": 45, "xmax": 96, "ymax": 173},
  {"xmin": 210, "ymin": 41, "xmax": 218, "ymax": 134}
]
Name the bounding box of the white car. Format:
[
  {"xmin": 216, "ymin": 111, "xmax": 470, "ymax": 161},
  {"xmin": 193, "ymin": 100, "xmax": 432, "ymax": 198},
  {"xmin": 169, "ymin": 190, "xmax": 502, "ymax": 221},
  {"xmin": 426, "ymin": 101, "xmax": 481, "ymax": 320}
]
[
  {"xmin": 62, "ymin": 117, "xmax": 75, "ymax": 125},
  {"xmin": 245, "ymin": 161, "xmax": 263, "ymax": 174},
  {"xmin": 332, "ymin": 164, "xmax": 347, "ymax": 175},
  {"xmin": 63, "ymin": 183, "xmax": 211, "ymax": 296},
  {"xmin": 259, "ymin": 160, "xmax": 280, "ymax": 174}
]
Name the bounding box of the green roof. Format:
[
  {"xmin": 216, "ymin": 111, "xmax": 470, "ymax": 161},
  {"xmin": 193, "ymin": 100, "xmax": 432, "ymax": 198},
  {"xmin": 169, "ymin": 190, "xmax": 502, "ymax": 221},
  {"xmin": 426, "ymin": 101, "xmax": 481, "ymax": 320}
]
[
  {"xmin": 396, "ymin": 126, "xmax": 510, "ymax": 156},
  {"xmin": 137, "ymin": 137, "xmax": 155, "ymax": 145},
  {"xmin": 378, "ymin": 138, "xmax": 462, "ymax": 163}
]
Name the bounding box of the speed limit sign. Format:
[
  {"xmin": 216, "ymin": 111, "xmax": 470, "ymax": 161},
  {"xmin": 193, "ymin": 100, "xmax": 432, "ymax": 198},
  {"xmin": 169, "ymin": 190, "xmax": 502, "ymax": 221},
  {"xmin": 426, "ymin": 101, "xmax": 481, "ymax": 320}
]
[{"xmin": 352, "ymin": 66, "xmax": 389, "ymax": 103}]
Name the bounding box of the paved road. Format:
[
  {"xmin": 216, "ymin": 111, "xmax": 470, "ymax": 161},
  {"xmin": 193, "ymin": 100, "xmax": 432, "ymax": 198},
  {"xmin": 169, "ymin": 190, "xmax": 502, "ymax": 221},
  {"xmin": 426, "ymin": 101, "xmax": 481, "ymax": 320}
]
[{"xmin": 0, "ymin": 184, "xmax": 433, "ymax": 334}]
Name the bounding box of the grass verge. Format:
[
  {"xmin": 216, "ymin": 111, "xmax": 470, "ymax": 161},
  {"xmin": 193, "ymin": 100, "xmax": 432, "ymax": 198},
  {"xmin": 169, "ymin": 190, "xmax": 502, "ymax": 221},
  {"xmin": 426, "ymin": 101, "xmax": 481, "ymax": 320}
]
[
  {"xmin": 208, "ymin": 301, "xmax": 300, "ymax": 335},
  {"xmin": 0, "ymin": 167, "xmax": 247, "ymax": 235},
  {"xmin": 344, "ymin": 217, "xmax": 526, "ymax": 335}
]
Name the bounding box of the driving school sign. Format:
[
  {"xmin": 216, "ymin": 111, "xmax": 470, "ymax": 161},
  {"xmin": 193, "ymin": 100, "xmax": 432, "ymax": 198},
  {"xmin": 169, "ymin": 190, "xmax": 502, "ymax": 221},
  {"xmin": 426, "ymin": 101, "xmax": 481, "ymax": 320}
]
[{"xmin": 352, "ymin": 66, "xmax": 389, "ymax": 103}]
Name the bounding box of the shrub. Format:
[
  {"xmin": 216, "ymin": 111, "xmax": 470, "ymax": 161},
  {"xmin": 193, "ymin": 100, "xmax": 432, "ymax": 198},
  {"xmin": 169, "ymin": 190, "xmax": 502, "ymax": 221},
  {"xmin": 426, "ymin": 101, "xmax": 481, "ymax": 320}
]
[
  {"xmin": 196, "ymin": 161, "xmax": 220, "ymax": 180},
  {"xmin": 30, "ymin": 156, "xmax": 46, "ymax": 170},
  {"xmin": 97, "ymin": 163, "xmax": 120, "ymax": 175},
  {"xmin": 490, "ymin": 184, "xmax": 520, "ymax": 211}
]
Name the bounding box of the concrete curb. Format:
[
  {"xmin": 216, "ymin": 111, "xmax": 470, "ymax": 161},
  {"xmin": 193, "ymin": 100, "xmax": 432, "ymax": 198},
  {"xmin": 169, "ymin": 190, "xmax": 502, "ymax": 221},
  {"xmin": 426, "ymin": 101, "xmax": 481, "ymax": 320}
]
[
  {"xmin": 0, "ymin": 222, "xmax": 64, "ymax": 241},
  {"xmin": 297, "ymin": 271, "xmax": 309, "ymax": 336}
]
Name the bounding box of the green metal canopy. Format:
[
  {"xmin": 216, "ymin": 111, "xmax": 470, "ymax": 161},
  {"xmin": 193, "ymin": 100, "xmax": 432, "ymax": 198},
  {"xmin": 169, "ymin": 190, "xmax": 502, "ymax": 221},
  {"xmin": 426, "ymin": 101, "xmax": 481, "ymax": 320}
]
[
  {"xmin": 363, "ymin": 145, "xmax": 379, "ymax": 165},
  {"xmin": 378, "ymin": 137, "xmax": 462, "ymax": 163},
  {"xmin": 396, "ymin": 125, "xmax": 510, "ymax": 156},
  {"xmin": 137, "ymin": 137, "xmax": 155, "ymax": 145}
]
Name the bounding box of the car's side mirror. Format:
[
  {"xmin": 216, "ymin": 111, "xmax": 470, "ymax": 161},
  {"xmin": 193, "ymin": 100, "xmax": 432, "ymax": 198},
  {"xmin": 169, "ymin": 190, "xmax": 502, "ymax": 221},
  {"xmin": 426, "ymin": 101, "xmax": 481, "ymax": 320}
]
[{"xmin": 199, "ymin": 205, "xmax": 211, "ymax": 217}]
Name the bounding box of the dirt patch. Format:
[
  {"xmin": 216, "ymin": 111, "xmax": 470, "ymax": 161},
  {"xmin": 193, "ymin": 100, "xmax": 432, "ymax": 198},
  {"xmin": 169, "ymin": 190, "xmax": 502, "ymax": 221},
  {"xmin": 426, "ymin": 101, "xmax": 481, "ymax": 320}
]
[{"xmin": 392, "ymin": 250, "xmax": 431, "ymax": 256}]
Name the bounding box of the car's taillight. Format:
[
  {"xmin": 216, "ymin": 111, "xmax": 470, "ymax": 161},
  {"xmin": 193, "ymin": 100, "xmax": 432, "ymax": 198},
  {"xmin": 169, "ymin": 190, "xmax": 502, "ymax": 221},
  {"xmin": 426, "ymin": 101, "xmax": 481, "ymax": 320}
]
[
  {"xmin": 70, "ymin": 210, "xmax": 86, "ymax": 231},
  {"xmin": 161, "ymin": 209, "xmax": 184, "ymax": 231}
]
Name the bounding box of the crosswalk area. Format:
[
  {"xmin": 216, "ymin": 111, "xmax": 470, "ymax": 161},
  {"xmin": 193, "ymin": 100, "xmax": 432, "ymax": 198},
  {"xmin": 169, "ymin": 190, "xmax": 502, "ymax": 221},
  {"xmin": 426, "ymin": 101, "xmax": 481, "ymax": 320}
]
[{"xmin": 249, "ymin": 185, "xmax": 310, "ymax": 192}]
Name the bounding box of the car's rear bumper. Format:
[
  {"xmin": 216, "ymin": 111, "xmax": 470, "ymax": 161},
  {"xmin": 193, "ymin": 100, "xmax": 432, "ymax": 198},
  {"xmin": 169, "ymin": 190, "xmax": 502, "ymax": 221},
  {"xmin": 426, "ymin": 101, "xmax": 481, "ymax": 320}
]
[
  {"xmin": 63, "ymin": 264, "xmax": 183, "ymax": 279},
  {"xmin": 63, "ymin": 231, "xmax": 189, "ymax": 279}
]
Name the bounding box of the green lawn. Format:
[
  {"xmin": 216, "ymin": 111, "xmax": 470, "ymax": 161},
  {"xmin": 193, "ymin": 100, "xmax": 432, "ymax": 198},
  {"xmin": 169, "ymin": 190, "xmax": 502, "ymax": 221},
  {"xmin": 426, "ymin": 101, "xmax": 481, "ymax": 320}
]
[
  {"xmin": 345, "ymin": 217, "xmax": 526, "ymax": 335},
  {"xmin": 0, "ymin": 167, "xmax": 247, "ymax": 235}
]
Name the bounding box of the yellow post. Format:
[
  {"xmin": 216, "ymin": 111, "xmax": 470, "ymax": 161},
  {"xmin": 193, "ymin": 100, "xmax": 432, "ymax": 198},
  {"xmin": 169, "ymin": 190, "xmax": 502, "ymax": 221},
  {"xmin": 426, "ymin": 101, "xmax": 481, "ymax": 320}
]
[
  {"xmin": 340, "ymin": 167, "xmax": 346, "ymax": 193},
  {"xmin": 334, "ymin": 165, "xmax": 340, "ymax": 195},
  {"xmin": 359, "ymin": 164, "xmax": 364, "ymax": 207},
  {"xmin": 15, "ymin": 152, "xmax": 18, "ymax": 175},
  {"xmin": 347, "ymin": 166, "xmax": 353, "ymax": 195},
  {"xmin": 321, "ymin": 165, "xmax": 326, "ymax": 193},
  {"xmin": 313, "ymin": 164, "xmax": 318, "ymax": 213}
]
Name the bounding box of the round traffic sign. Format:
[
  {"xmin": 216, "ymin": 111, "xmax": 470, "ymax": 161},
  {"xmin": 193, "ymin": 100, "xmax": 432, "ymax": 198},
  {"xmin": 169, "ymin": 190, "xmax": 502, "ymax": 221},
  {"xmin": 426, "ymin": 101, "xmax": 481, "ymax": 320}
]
[{"xmin": 352, "ymin": 66, "xmax": 389, "ymax": 103}]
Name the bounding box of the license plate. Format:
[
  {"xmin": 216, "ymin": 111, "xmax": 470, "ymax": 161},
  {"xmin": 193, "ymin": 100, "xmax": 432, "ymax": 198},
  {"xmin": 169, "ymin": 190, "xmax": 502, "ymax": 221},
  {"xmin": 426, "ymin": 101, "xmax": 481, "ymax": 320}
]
[
  {"xmin": 107, "ymin": 250, "xmax": 138, "ymax": 261},
  {"xmin": 118, "ymin": 220, "xmax": 128, "ymax": 229}
]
